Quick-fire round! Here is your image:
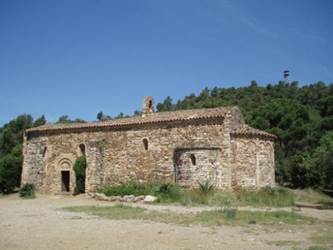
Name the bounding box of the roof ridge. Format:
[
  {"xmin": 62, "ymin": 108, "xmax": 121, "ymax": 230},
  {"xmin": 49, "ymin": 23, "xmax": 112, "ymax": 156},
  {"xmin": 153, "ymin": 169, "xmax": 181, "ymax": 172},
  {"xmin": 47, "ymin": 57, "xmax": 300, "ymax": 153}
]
[
  {"xmin": 231, "ymin": 124, "xmax": 277, "ymax": 139},
  {"xmin": 26, "ymin": 106, "xmax": 234, "ymax": 133}
]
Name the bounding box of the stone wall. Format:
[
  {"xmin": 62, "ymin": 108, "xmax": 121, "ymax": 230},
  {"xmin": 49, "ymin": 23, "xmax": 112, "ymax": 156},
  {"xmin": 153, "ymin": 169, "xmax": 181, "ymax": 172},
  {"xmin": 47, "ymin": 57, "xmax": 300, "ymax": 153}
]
[
  {"xmin": 230, "ymin": 135, "xmax": 275, "ymax": 189},
  {"xmin": 22, "ymin": 117, "xmax": 237, "ymax": 194},
  {"xmin": 175, "ymin": 148, "xmax": 222, "ymax": 187}
]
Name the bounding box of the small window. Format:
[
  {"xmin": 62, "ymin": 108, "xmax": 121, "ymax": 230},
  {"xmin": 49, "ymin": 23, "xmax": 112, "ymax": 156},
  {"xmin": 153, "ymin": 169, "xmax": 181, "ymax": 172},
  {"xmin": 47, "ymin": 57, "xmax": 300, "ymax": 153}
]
[
  {"xmin": 143, "ymin": 138, "xmax": 148, "ymax": 151},
  {"xmin": 42, "ymin": 147, "xmax": 47, "ymax": 158},
  {"xmin": 79, "ymin": 144, "xmax": 86, "ymax": 156},
  {"xmin": 148, "ymin": 100, "xmax": 152, "ymax": 109},
  {"xmin": 190, "ymin": 154, "xmax": 196, "ymax": 165}
]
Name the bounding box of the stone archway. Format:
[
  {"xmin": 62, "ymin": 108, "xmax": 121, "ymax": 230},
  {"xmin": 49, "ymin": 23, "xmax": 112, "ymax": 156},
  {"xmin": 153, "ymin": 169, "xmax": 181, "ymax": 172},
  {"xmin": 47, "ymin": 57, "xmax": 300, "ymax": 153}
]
[{"xmin": 58, "ymin": 158, "xmax": 75, "ymax": 194}]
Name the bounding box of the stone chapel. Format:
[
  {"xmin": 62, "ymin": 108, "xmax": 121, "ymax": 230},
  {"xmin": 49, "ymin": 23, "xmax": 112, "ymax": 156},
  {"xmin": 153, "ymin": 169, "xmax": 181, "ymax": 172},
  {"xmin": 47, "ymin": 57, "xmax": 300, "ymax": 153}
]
[{"xmin": 21, "ymin": 97, "xmax": 276, "ymax": 194}]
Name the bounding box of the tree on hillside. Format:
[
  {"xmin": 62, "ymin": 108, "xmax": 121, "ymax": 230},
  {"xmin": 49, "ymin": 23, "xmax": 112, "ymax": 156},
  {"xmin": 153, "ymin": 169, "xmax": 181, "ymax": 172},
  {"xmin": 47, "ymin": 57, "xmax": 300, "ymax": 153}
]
[
  {"xmin": 96, "ymin": 111, "xmax": 112, "ymax": 121},
  {"xmin": 56, "ymin": 115, "xmax": 86, "ymax": 124},
  {"xmin": 33, "ymin": 115, "xmax": 46, "ymax": 127},
  {"xmin": 156, "ymin": 96, "xmax": 174, "ymax": 112}
]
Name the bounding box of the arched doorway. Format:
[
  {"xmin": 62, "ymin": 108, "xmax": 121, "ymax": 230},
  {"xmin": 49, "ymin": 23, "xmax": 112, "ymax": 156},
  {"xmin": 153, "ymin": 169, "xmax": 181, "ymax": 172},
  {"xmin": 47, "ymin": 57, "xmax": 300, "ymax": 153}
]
[
  {"xmin": 61, "ymin": 171, "xmax": 70, "ymax": 192},
  {"xmin": 58, "ymin": 158, "xmax": 73, "ymax": 193}
]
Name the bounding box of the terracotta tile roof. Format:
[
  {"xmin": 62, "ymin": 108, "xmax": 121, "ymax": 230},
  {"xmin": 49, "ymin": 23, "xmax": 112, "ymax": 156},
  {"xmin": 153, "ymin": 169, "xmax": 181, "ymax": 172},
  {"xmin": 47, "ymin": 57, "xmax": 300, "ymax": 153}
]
[
  {"xmin": 231, "ymin": 125, "xmax": 277, "ymax": 139},
  {"xmin": 26, "ymin": 107, "xmax": 234, "ymax": 134}
]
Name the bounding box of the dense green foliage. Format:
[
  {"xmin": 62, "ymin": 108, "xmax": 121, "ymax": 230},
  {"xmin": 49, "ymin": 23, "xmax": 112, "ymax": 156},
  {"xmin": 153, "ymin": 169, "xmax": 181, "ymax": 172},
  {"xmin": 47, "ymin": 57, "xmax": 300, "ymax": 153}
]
[
  {"xmin": 19, "ymin": 183, "xmax": 36, "ymax": 198},
  {"xmin": 56, "ymin": 115, "xmax": 86, "ymax": 124},
  {"xmin": 0, "ymin": 114, "xmax": 73, "ymax": 194},
  {"xmin": 73, "ymin": 156, "xmax": 87, "ymax": 194},
  {"xmin": 0, "ymin": 115, "xmax": 35, "ymax": 193},
  {"xmin": 0, "ymin": 153, "xmax": 22, "ymax": 193},
  {"xmin": 157, "ymin": 81, "xmax": 333, "ymax": 189},
  {"xmin": 96, "ymin": 111, "xmax": 134, "ymax": 121}
]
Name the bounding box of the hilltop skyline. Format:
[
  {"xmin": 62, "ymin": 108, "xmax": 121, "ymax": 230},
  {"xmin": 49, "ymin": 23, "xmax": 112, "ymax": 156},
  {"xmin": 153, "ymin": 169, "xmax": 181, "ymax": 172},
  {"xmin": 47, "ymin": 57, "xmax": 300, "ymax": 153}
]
[{"xmin": 0, "ymin": 0, "xmax": 332, "ymax": 125}]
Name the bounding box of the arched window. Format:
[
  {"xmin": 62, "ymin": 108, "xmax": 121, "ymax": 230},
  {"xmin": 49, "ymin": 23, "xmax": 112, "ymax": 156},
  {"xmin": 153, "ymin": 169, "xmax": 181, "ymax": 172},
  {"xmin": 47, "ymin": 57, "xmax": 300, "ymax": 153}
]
[
  {"xmin": 148, "ymin": 100, "xmax": 153, "ymax": 109},
  {"xmin": 42, "ymin": 147, "xmax": 47, "ymax": 158},
  {"xmin": 79, "ymin": 144, "xmax": 86, "ymax": 156},
  {"xmin": 190, "ymin": 154, "xmax": 196, "ymax": 165},
  {"xmin": 143, "ymin": 138, "xmax": 148, "ymax": 151}
]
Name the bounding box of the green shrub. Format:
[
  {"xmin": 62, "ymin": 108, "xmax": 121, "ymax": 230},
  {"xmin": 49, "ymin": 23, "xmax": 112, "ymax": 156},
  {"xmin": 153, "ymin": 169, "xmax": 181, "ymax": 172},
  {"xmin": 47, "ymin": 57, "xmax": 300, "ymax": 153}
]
[
  {"xmin": 153, "ymin": 183, "xmax": 182, "ymax": 203},
  {"xmin": 198, "ymin": 180, "xmax": 214, "ymax": 194},
  {"xmin": 97, "ymin": 182, "xmax": 153, "ymax": 196},
  {"xmin": 19, "ymin": 183, "xmax": 35, "ymax": 198},
  {"xmin": 0, "ymin": 154, "xmax": 21, "ymax": 194},
  {"xmin": 73, "ymin": 156, "xmax": 86, "ymax": 194}
]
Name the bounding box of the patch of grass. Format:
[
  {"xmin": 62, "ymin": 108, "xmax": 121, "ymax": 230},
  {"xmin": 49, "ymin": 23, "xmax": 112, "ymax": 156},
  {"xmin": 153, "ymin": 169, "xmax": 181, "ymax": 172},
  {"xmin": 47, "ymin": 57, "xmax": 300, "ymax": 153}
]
[
  {"xmin": 181, "ymin": 187, "xmax": 295, "ymax": 207},
  {"xmin": 236, "ymin": 187, "xmax": 295, "ymax": 207},
  {"xmin": 181, "ymin": 189, "xmax": 212, "ymax": 205},
  {"xmin": 63, "ymin": 205, "xmax": 315, "ymax": 226},
  {"xmin": 307, "ymin": 246, "xmax": 330, "ymax": 250},
  {"xmin": 207, "ymin": 191, "xmax": 238, "ymax": 206},
  {"xmin": 217, "ymin": 207, "xmax": 237, "ymax": 219},
  {"xmin": 242, "ymin": 210, "xmax": 310, "ymax": 224},
  {"xmin": 293, "ymin": 188, "xmax": 333, "ymax": 205},
  {"xmin": 66, "ymin": 204, "xmax": 147, "ymax": 220}
]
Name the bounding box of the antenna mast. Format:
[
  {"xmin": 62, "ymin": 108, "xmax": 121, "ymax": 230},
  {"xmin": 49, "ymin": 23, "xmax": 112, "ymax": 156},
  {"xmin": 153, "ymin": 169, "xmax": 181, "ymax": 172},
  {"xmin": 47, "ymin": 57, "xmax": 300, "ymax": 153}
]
[{"xmin": 283, "ymin": 70, "xmax": 290, "ymax": 84}]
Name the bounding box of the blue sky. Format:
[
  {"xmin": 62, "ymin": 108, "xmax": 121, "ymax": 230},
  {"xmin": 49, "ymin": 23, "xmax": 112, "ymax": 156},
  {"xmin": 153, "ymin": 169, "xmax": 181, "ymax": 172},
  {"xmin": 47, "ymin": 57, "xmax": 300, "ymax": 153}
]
[{"xmin": 0, "ymin": 0, "xmax": 332, "ymax": 125}]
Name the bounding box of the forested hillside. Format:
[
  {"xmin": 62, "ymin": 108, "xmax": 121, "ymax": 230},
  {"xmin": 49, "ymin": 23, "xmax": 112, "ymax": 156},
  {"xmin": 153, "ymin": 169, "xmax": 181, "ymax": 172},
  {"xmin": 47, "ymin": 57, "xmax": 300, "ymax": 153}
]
[
  {"xmin": 157, "ymin": 81, "xmax": 333, "ymax": 190},
  {"xmin": 0, "ymin": 81, "xmax": 332, "ymax": 193}
]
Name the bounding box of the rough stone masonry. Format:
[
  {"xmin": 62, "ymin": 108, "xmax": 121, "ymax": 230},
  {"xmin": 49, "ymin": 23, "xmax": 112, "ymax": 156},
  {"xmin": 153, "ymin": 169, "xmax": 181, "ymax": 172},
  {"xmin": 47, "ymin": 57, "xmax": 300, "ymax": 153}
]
[{"xmin": 21, "ymin": 97, "xmax": 276, "ymax": 194}]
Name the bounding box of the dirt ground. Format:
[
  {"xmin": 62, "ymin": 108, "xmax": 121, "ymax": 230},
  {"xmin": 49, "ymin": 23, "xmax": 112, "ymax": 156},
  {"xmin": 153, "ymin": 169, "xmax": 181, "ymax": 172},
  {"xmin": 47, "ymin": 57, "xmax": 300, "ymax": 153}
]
[{"xmin": 0, "ymin": 194, "xmax": 332, "ymax": 250}]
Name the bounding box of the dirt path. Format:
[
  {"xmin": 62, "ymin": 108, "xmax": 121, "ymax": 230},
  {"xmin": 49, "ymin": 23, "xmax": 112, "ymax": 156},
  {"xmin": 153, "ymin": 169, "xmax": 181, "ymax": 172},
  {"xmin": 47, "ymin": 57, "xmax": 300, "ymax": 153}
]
[{"xmin": 0, "ymin": 194, "xmax": 332, "ymax": 250}]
